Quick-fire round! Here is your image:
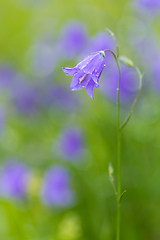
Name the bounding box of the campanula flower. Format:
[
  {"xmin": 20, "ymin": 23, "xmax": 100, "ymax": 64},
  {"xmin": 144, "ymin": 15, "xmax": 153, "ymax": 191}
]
[{"xmin": 62, "ymin": 52, "xmax": 105, "ymax": 100}]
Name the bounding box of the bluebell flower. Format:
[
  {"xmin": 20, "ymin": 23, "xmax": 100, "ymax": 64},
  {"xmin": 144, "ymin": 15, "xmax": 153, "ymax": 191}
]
[
  {"xmin": 56, "ymin": 127, "xmax": 84, "ymax": 161},
  {"xmin": 0, "ymin": 161, "xmax": 29, "ymax": 199},
  {"xmin": 40, "ymin": 166, "xmax": 74, "ymax": 207},
  {"xmin": 62, "ymin": 52, "xmax": 105, "ymax": 100}
]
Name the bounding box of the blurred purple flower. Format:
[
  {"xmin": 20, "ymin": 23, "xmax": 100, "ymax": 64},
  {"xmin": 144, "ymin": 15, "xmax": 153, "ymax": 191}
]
[
  {"xmin": 60, "ymin": 21, "xmax": 88, "ymax": 59},
  {"xmin": 10, "ymin": 74, "xmax": 39, "ymax": 115},
  {"xmin": 0, "ymin": 161, "xmax": 29, "ymax": 199},
  {"xmin": 88, "ymin": 32, "xmax": 116, "ymax": 53},
  {"xmin": 41, "ymin": 84, "xmax": 79, "ymax": 111},
  {"xmin": 0, "ymin": 65, "xmax": 15, "ymax": 90},
  {"xmin": 132, "ymin": 35, "xmax": 160, "ymax": 92},
  {"xmin": 135, "ymin": 37, "xmax": 160, "ymax": 66},
  {"xmin": 63, "ymin": 52, "xmax": 105, "ymax": 99},
  {"xmin": 137, "ymin": 0, "xmax": 160, "ymax": 11},
  {"xmin": 40, "ymin": 166, "xmax": 74, "ymax": 207},
  {"xmin": 101, "ymin": 59, "xmax": 140, "ymax": 104},
  {"xmin": 0, "ymin": 108, "xmax": 6, "ymax": 134},
  {"xmin": 134, "ymin": 0, "xmax": 160, "ymax": 17},
  {"xmin": 30, "ymin": 39, "xmax": 58, "ymax": 77},
  {"xmin": 56, "ymin": 127, "xmax": 84, "ymax": 161},
  {"xmin": 151, "ymin": 58, "xmax": 160, "ymax": 92}
]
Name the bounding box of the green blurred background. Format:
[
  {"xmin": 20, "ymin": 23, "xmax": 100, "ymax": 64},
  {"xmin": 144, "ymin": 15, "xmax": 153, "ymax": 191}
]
[{"xmin": 0, "ymin": 0, "xmax": 160, "ymax": 239}]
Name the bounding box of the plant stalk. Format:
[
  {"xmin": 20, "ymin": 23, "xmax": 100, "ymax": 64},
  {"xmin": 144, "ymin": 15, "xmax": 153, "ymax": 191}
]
[{"xmin": 116, "ymin": 58, "xmax": 121, "ymax": 240}]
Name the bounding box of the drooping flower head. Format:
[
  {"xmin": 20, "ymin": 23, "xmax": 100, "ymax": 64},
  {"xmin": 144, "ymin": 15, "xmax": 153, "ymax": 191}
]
[
  {"xmin": 40, "ymin": 166, "xmax": 74, "ymax": 207},
  {"xmin": 62, "ymin": 52, "xmax": 105, "ymax": 100}
]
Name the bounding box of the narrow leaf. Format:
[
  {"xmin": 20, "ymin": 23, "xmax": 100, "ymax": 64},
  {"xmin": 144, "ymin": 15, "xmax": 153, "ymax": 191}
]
[
  {"xmin": 119, "ymin": 190, "xmax": 127, "ymax": 203},
  {"xmin": 119, "ymin": 56, "xmax": 134, "ymax": 67}
]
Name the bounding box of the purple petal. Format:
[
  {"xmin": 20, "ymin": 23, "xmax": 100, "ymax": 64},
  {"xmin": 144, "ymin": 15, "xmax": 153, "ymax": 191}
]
[
  {"xmin": 76, "ymin": 54, "xmax": 96, "ymax": 69},
  {"xmin": 70, "ymin": 71, "xmax": 84, "ymax": 89},
  {"xmin": 86, "ymin": 79, "xmax": 96, "ymax": 100},
  {"xmin": 62, "ymin": 67, "xmax": 78, "ymax": 76},
  {"xmin": 92, "ymin": 57, "xmax": 105, "ymax": 84},
  {"xmin": 82, "ymin": 53, "xmax": 102, "ymax": 74},
  {"xmin": 71, "ymin": 74, "xmax": 91, "ymax": 91},
  {"xmin": 76, "ymin": 53, "xmax": 102, "ymax": 73},
  {"xmin": 95, "ymin": 84, "xmax": 100, "ymax": 88}
]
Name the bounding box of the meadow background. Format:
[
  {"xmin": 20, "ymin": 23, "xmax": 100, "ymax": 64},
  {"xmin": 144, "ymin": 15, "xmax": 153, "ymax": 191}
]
[{"xmin": 0, "ymin": 0, "xmax": 160, "ymax": 239}]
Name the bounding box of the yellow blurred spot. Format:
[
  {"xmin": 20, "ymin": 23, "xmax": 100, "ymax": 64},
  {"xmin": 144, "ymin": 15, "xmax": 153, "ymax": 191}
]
[
  {"xmin": 27, "ymin": 173, "xmax": 42, "ymax": 197},
  {"xmin": 57, "ymin": 214, "xmax": 82, "ymax": 240},
  {"xmin": 108, "ymin": 162, "xmax": 114, "ymax": 175}
]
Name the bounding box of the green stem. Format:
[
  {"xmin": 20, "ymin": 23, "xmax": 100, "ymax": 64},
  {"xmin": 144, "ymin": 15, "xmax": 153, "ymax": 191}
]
[
  {"xmin": 117, "ymin": 129, "xmax": 121, "ymax": 240},
  {"xmin": 116, "ymin": 59, "xmax": 121, "ymax": 240},
  {"xmin": 104, "ymin": 49, "xmax": 142, "ymax": 240},
  {"xmin": 120, "ymin": 67, "xmax": 143, "ymax": 130},
  {"xmin": 105, "ymin": 49, "xmax": 121, "ymax": 240}
]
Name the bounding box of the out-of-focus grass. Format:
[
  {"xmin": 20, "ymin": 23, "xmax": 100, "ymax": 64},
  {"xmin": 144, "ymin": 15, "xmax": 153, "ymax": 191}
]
[{"xmin": 0, "ymin": 0, "xmax": 160, "ymax": 240}]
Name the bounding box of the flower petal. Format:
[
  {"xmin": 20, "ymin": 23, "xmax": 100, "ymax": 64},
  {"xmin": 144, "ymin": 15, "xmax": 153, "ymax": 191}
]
[
  {"xmin": 82, "ymin": 53, "xmax": 102, "ymax": 74},
  {"xmin": 70, "ymin": 71, "xmax": 83, "ymax": 89},
  {"xmin": 92, "ymin": 57, "xmax": 105, "ymax": 84},
  {"xmin": 76, "ymin": 54, "xmax": 97, "ymax": 69},
  {"xmin": 62, "ymin": 67, "xmax": 78, "ymax": 76},
  {"xmin": 86, "ymin": 79, "xmax": 96, "ymax": 100},
  {"xmin": 71, "ymin": 74, "xmax": 91, "ymax": 91}
]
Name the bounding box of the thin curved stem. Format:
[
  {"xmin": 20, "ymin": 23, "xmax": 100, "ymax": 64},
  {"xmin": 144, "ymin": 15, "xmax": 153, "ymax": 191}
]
[
  {"xmin": 116, "ymin": 59, "xmax": 121, "ymax": 240},
  {"xmin": 119, "ymin": 67, "xmax": 143, "ymax": 130},
  {"xmin": 104, "ymin": 49, "xmax": 142, "ymax": 240},
  {"xmin": 105, "ymin": 49, "xmax": 121, "ymax": 240},
  {"xmin": 105, "ymin": 28, "xmax": 119, "ymax": 58}
]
